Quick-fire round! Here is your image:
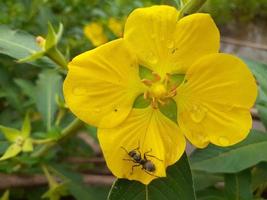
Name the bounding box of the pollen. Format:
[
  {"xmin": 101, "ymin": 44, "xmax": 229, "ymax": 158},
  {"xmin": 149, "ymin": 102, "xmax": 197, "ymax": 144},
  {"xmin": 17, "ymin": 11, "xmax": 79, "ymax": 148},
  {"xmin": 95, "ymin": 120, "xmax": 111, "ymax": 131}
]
[
  {"xmin": 150, "ymin": 83, "xmax": 167, "ymax": 98},
  {"xmin": 142, "ymin": 72, "xmax": 178, "ymax": 108}
]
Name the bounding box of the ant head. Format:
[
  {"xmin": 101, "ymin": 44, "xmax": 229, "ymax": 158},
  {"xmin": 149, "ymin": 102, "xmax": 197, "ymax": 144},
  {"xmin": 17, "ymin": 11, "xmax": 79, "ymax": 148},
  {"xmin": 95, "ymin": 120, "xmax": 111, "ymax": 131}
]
[
  {"xmin": 143, "ymin": 161, "xmax": 156, "ymax": 172},
  {"xmin": 129, "ymin": 150, "xmax": 137, "ymax": 157}
]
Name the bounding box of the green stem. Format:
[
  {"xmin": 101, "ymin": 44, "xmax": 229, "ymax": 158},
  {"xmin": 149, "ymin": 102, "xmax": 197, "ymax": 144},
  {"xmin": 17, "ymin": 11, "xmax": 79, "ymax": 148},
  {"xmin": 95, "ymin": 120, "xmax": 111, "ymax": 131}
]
[
  {"xmin": 179, "ymin": 0, "xmax": 207, "ymax": 19},
  {"xmin": 47, "ymin": 47, "xmax": 68, "ymax": 70},
  {"xmin": 31, "ymin": 118, "xmax": 83, "ymax": 158}
]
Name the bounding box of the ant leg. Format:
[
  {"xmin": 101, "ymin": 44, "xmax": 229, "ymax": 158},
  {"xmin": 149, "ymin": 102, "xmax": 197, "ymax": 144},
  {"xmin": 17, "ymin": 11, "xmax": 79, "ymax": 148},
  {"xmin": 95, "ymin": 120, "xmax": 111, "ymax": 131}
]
[
  {"xmin": 145, "ymin": 154, "xmax": 163, "ymax": 162},
  {"xmin": 120, "ymin": 146, "xmax": 129, "ymax": 154},
  {"xmin": 131, "ymin": 164, "xmax": 141, "ymax": 175},
  {"xmin": 123, "ymin": 158, "xmax": 138, "ymax": 163},
  {"xmin": 144, "ymin": 149, "xmax": 152, "ymax": 160},
  {"xmin": 143, "ymin": 170, "xmax": 161, "ymax": 178}
]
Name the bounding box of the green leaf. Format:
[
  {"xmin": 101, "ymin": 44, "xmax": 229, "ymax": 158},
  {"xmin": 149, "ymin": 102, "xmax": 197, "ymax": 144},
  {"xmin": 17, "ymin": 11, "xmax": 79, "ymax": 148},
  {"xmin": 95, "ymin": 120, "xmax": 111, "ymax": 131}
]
[
  {"xmin": 35, "ymin": 70, "xmax": 62, "ymax": 130},
  {"xmin": 21, "ymin": 112, "xmax": 31, "ymax": 138},
  {"xmin": 190, "ymin": 130, "xmax": 267, "ymax": 173},
  {"xmin": 51, "ymin": 165, "xmax": 105, "ymax": 200},
  {"xmin": 22, "ymin": 138, "xmax": 33, "ymax": 152},
  {"xmin": 0, "ymin": 25, "xmax": 55, "ymax": 67},
  {"xmin": 196, "ymin": 187, "xmax": 225, "ymax": 200},
  {"xmin": 0, "ymin": 143, "xmax": 21, "ymax": 161},
  {"xmin": 224, "ymin": 169, "xmax": 253, "ymax": 200},
  {"xmin": 244, "ymin": 58, "xmax": 267, "ymax": 128},
  {"xmin": 251, "ymin": 163, "xmax": 267, "ymax": 191},
  {"xmin": 0, "ymin": 190, "xmax": 9, "ymax": 200},
  {"xmin": 14, "ymin": 79, "xmax": 36, "ymax": 100},
  {"xmin": 108, "ymin": 153, "xmax": 196, "ymax": 200},
  {"xmin": 0, "ymin": 125, "xmax": 20, "ymax": 142},
  {"xmin": 192, "ymin": 170, "xmax": 223, "ymax": 191}
]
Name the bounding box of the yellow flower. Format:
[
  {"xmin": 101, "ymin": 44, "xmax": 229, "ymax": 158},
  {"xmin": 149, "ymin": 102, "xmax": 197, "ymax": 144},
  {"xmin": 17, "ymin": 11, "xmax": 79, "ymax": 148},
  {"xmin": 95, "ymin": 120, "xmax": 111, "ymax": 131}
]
[
  {"xmin": 108, "ymin": 17, "xmax": 124, "ymax": 37},
  {"xmin": 64, "ymin": 6, "xmax": 257, "ymax": 184},
  {"xmin": 83, "ymin": 22, "xmax": 108, "ymax": 47}
]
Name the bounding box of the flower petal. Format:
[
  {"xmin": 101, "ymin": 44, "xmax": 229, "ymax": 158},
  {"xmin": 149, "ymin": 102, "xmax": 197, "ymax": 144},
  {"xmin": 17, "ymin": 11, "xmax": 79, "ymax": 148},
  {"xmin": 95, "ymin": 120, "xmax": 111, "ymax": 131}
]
[
  {"xmin": 175, "ymin": 53, "xmax": 257, "ymax": 148},
  {"xmin": 64, "ymin": 39, "xmax": 145, "ymax": 128},
  {"xmin": 124, "ymin": 5, "xmax": 219, "ymax": 76},
  {"xmin": 98, "ymin": 107, "xmax": 185, "ymax": 185}
]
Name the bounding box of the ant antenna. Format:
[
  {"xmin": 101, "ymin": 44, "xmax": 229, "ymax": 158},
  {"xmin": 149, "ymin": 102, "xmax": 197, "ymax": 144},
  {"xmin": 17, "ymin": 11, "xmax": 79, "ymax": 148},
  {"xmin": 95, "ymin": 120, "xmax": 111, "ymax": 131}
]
[{"xmin": 120, "ymin": 146, "xmax": 128, "ymax": 154}]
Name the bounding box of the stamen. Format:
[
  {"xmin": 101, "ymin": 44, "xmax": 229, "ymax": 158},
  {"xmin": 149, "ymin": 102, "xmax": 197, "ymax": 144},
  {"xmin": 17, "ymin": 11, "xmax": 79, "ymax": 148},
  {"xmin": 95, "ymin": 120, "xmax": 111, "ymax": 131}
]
[
  {"xmin": 152, "ymin": 72, "xmax": 161, "ymax": 82},
  {"xmin": 144, "ymin": 91, "xmax": 149, "ymax": 100},
  {"xmin": 158, "ymin": 99, "xmax": 166, "ymax": 106},
  {"xmin": 151, "ymin": 97, "xmax": 158, "ymax": 109},
  {"xmin": 164, "ymin": 73, "xmax": 170, "ymax": 86},
  {"xmin": 141, "ymin": 79, "xmax": 153, "ymax": 86}
]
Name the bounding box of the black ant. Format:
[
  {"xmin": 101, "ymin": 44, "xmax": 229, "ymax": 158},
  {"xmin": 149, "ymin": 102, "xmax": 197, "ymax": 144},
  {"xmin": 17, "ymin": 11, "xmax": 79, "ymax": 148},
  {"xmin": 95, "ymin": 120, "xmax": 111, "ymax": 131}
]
[{"xmin": 121, "ymin": 142, "xmax": 162, "ymax": 177}]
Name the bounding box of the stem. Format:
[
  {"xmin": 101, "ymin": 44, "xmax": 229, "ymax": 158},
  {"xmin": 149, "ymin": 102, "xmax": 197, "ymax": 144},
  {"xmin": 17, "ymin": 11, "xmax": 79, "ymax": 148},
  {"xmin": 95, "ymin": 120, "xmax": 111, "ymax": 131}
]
[
  {"xmin": 47, "ymin": 47, "xmax": 68, "ymax": 70},
  {"xmin": 179, "ymin": 0, "xmax": 207, "ymax": 19},
  {"xmin": 31, "ymin": 118, "xmax": 83, "ymax": 158}
]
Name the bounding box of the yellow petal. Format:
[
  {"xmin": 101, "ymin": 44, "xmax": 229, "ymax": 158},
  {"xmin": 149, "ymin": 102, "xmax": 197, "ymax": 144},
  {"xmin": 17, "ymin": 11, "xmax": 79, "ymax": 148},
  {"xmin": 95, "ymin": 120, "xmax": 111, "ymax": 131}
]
[
  {"xmin": 84, "ymin": 22, "xmax": 108, "ymax": 47},
  {"xmin": 124, "ymin": 5, "xmax": 219, "ymax": 76},
  {"xmin": 175, "ymin": 53, "xmax": 257, "ymax": 148},
  {"xmin": 98, "ymin": 107, "xmax": 185, "ymax": 184},
  {"xmin": 64, "ymin": 39, "xmax": 145, "ymax": 128}
]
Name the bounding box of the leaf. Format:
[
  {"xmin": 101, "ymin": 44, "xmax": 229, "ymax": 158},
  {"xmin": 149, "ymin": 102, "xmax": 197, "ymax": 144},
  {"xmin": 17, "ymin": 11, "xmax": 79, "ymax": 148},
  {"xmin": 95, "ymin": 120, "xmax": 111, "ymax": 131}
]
[
  {"xmin": 51, "ymin": 165, "xmax": 106, "ymax": 200},
  {"xmin": 244, "ymin": 58, "xmax": 267, "ymax": 128},
  {"xmin": 190, "ymin": 130, "xmax": 267, "ymax": 173},
  {"xmin": 251, "ymin": 163, "xmax": 267, "ymax": 191},
  {"xmin": 35, "ymin": 70, "xmax": 62, "ymax": 130},
  {"xmin": 196, "ymin": 187, "xmax": 225, "ymax": 200},
  {"xmin": 192, "ymin": 170, "xmax": 223, "ymax": 191},
  {"xmin": 0, "ymin": 25, "xmax": 55, "ymax": 67},
  {"xmin": 21, "ymin": 112, "xmax": 31, "ymax": 138},
  {"xmin": 0, "ymin": 144, "xmax": 21, "ymax": 161},
  {"xmin": 0, "ymin": 125, "xmax": 20, "ymax": 142},
  {"xmin": 14, "ymin": 79, "xmax": 36, "ymax": 100},
  {"xmin": 108, "ymin": 153, "xmax": 196, "ymax": 200},
  {"xmin": 224, "ymin": 169, "xmax": 253, "ymax": 200},
  {"xmin": 22, "ymin": 138, "xmax": 33, "ymax": 152},
  {"xmin": 0, "ymin": 190, "xmax": 9, "ymax": 200}
]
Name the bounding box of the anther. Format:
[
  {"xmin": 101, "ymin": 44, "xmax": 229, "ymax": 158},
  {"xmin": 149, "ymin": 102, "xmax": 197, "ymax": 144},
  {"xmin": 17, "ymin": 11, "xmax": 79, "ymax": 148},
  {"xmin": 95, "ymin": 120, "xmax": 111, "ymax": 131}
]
[
  {"xmin": 141, "ymin": 79, "xmax": 153, "ymax": 86},
  {"xmin": 152, "ymin": 72, "xmax": 161, "ymax": 82}
]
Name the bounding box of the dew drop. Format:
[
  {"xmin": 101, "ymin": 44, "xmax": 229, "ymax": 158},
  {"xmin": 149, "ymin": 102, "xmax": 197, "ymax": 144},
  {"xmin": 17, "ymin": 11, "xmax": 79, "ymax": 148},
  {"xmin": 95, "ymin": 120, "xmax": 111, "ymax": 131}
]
[
  {"xmin": 147, "ymin": 52, "xmax": 158, "ymax": 64},
  {"xmin": 190, "ymin": 105, "xmax": 207, "ymax": 123},
  {"xmin": 72, "ymin": 86, "xmax": 88, "ymax": 96},
  {"xmin": 218, "ymin": 136, "xmax": 230, "ymax": 146},
  {"xmin": 194, "ymin": 132, "xmax": 207, "ymax": 142}
]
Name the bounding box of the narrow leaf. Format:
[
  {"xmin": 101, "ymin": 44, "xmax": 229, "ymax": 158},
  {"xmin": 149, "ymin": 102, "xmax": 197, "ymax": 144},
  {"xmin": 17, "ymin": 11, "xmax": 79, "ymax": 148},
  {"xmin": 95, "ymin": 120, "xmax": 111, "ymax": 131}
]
[
  {"xmin": 0, "ymin": 125, "xmax": 20, "ymax": 142},
  {"xmin": 0, "ymin": 25, "xmax": 55, "ymax": 67},
  {"xmin": 224, "ymin": 169, "xmax": 253, "ymax": 200},
  {"xmin": 21, "ymin": 112, "xmax": 31, "ymax": 138},
  {"xmin": 35, "ymin": 70, "xmax": 62, "ymax": 130},
  {"xmin": 0, "ymin": 144, "xmax": 21, "ymax": 161}
]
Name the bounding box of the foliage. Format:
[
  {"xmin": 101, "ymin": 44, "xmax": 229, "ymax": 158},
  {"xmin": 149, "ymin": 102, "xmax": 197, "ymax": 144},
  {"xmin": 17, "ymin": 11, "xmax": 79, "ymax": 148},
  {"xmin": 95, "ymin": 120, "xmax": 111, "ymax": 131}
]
[{"xmin": 0, "ymin": 0, "xmax": 267, "ymax": 199}]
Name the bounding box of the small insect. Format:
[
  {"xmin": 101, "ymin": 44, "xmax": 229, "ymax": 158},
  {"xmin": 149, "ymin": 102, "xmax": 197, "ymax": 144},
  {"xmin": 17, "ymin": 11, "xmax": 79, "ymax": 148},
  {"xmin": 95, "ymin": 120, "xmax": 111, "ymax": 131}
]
[{"xmin": 121, "ymin": 143, "xmax": 162, "ymax": 177}]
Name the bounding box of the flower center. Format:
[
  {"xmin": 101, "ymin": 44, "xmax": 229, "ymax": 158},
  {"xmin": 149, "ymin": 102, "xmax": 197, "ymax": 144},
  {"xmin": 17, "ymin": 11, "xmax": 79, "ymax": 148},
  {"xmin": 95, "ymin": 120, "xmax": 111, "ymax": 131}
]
[
  {"xmin": 150, "ymin": 83, "xmax": 167, "ymax": 98},
  {"xmin": 141, "ymin": 72, "xmax": 177, "ymax": 108}
]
